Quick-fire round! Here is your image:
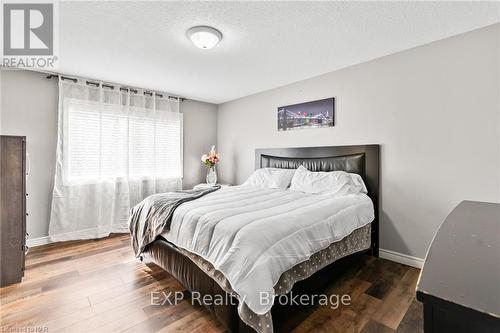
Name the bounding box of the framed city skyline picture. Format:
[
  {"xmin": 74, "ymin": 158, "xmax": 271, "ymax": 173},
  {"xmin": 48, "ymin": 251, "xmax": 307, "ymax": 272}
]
[{"xmin": 277, "ymin": 97, "xmax": 335, "ymax": 131}]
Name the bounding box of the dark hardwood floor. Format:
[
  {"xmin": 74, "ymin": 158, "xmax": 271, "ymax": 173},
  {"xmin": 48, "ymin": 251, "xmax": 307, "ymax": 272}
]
[{"xmin": 0, "ymin": 234, "xmax": 423, "ymax": 333}]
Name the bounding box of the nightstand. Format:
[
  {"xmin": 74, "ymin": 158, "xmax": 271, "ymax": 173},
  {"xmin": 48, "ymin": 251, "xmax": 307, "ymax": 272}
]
[{"xmin": 193, "ymin": 183, "xmax": 231, "ymax": 191}]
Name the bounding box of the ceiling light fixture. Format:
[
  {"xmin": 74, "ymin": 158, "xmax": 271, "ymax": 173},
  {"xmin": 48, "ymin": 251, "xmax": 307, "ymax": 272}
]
[{"xmin": 187, "ymin": 26, "xmax": 223, "ymax": 50}]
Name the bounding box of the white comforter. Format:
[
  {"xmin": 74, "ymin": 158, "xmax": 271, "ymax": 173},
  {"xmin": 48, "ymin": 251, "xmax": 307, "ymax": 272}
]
[{"xmin": 161, "ymin": 185, "xmax": 374, "ymax": 314}]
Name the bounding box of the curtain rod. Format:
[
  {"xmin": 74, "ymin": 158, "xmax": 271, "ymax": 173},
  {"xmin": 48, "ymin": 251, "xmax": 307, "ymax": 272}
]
[{"xmin": 45, "ymin": 74, "xmax": 185, "ymax": 101}]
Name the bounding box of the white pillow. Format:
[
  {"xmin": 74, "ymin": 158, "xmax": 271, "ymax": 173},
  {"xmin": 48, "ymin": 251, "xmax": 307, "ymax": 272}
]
[
  {"xmin": 289, "ymin": 165, "xmax": 367, "ymax": 195},
  {"xmin": 242, "ymin": 168, "xmax": 296, "ymax": 190}
]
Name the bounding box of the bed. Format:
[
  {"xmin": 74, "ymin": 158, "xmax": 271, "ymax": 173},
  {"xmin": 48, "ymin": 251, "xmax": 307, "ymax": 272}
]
[{"xmin": 140, "ymin": 145, "xmax": 380, "ymax": 332}]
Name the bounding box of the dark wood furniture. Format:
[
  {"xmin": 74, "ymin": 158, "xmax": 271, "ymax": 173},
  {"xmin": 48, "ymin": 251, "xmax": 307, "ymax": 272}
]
[
  {"xmin": 1, "ymin": 135, "xmax": 27, "ymax": 287},
  {"xmin": 417, "ymin": 201, "xmax": 500, "ymax": 333},
  {"xmin": 143, "ymin": 144, "xmax": 380, "ymax": 332}
]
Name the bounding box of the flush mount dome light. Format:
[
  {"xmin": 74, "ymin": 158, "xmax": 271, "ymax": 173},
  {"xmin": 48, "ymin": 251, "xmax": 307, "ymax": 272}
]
[{"xmin": 187, "ymin": 26, "xmax": 222, "ymax": 49}]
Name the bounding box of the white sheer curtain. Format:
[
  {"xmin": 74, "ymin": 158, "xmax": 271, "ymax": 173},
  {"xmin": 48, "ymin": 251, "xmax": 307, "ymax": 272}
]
[{"xmin": 49, "ymin": 78, "xmax": 183, "ymax": 241}]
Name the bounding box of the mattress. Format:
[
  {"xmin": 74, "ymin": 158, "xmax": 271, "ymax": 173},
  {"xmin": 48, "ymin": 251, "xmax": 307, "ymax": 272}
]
[{"xmin": 160, "ymin": 185, "xmax": 374, "ymax": 316}]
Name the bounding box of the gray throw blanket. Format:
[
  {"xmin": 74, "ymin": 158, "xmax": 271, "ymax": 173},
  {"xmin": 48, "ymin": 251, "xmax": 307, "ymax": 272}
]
[{"xmin": 128, "ymin": 186, "xmax": 220, "ymax": 257}]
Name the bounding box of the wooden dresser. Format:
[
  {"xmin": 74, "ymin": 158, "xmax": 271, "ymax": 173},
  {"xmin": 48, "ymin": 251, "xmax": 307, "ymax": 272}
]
[
  {"xmin": 0, "ymin": 135, "xmax": 27, "ymax": 287},
  {"xmin": 417, "ymin": 201, "xmax": 500, "ymax": 333}
]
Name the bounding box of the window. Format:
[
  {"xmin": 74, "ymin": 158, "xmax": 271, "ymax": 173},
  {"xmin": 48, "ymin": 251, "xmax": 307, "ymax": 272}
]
[{"xmin": 64, "ymin": 98, "xmax": 182, "ymax": 185}]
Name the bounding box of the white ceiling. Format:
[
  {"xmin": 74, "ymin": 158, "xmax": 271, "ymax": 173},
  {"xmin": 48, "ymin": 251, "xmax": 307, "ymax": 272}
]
[{"xmin": 58, "ymin": 1, "xmax": 500, "ymax": 104}]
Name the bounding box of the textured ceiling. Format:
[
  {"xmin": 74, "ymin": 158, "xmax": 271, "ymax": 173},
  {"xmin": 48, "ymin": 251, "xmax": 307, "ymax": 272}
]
[{"xmin": 57, "ymin": 1, "xmax": 500, "ymax": 104}]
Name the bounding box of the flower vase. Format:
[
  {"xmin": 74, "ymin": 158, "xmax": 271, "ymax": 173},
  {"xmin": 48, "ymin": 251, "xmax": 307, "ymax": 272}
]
[{"xmin": 206, "ymin": 167, "xmax": 217, "ymax": 185}]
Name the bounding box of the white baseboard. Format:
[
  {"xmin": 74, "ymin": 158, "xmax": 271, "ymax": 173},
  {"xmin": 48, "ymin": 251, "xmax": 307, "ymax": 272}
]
[
  {"xmin": 27, "ymin": 236, "xmax": 52, "ymax": 248},
  {"xmin": 379, "ymin": 248, "xmax": 424, "ymax": 269},
  {"xmin": 27, "ymin": 236, "xmax": 424, "ymax": 269},
  {"xmin": 27, "ymin": 227, "xmax": 129, "ymax": 248}
]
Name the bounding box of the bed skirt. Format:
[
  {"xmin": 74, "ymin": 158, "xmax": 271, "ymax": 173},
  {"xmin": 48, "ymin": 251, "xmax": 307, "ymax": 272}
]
[{"xmin": 142, "ymin": 224, "xmax": 371, "ymax": 333}]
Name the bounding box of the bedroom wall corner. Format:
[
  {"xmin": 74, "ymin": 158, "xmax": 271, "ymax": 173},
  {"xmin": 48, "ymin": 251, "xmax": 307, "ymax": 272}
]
[{"xmin": 181, "ymin": 99, "xmax": 218, "ymax": 189}]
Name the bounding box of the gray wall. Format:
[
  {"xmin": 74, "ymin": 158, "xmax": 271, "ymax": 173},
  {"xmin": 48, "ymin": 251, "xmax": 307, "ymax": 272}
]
[
  {"xmin": 181, "ymin": 99, "xmax": 218, "ymax": 189},
  {"xmin": 2, "ymin": 25, "xmax": 499, "ymax": 256},
  {"xmin": 1, "ymin": 70, "xmax": 58, "ymax": 241},
  {"xmin": 0, "ymin": 69, "xmax": 217, "ymax": 239},
  {"xmin": 217, "ymin": 24, "xmax": 500, "ymax": 259}
]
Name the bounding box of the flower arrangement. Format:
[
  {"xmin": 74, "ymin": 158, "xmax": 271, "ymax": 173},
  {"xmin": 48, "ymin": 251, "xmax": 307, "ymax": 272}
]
[{"xmin": 201, "ymin": 146, "xmax": 220, "ymax": 168}]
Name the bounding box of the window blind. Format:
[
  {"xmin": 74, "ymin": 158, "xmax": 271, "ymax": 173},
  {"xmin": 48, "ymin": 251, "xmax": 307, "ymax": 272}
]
[{"xmin": 64, "ymin": 99, "xmax": 182, "ymax": 185}]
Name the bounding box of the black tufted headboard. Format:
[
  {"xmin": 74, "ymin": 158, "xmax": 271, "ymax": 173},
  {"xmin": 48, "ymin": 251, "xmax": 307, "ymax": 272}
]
[{"xmin": 255, "ymin": 145, "xmax": 380, "ymax": 257}]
